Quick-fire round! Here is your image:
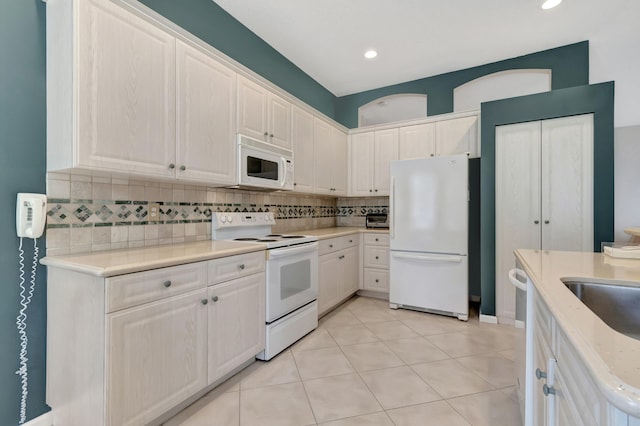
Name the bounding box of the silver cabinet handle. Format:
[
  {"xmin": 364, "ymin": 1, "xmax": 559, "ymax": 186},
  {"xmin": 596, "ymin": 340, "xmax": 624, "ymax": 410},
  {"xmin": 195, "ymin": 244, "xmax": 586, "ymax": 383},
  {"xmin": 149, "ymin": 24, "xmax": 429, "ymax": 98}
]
[
  {"xmin": 239, "ymin": 264, "xmax": 245, "ymax": 270},
  {"xmin": 211, "ymin": 295, "xmax": 219, "ymax": 302},
  {"xmin": 163, "ymin": 280, "xmax": 172, "ymax": 288},
  {"xmin": 535, "ymin": 368, "xmax": 547, "ymax": 380},
  {"xmin": 542, "ymin": 384, "xmax": 556, "ymax": 396},
  {"xmin": 201, "ymin": 299, "xmax": 208, "ymax": 305},
  {"xmin": 168, "ymin": 163, "xmax": 175, "ymax": 169},
  {"xmin": 180, "ymin": 165, "xmax": 186, "ymax": 171}
]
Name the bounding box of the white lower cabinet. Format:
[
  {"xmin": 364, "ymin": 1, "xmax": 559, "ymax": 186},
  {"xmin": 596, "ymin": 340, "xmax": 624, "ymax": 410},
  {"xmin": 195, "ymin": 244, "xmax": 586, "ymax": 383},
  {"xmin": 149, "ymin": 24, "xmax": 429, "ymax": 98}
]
[
  {"xmin": 46, "ymin": 251, "xmax": 265, "ymax": 426},
  {"xmin": 361, "ymin": 233, "xmax": 390, "ymax": 293},
  {"xmin": 106, "ymin": 289, "xmax": 209, "ymax": 426},
  {"xmin": 317, "ymin": 235, "xmax": 359, "ymax": 316},
  {"xmin": 208, "ymin": 273, "xmax": 265, "ymax": 384},
  {"xmin": 530, "ymin": 286, "xmax": 616, "ymax": 426}
]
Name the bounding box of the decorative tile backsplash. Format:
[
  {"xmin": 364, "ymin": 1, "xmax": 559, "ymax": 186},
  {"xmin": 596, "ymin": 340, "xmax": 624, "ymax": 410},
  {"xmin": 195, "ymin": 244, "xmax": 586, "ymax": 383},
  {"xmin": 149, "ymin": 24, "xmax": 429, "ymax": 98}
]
[{"xmin": 45, "ymin": 173, "xmax": 389, "ymax": 255}]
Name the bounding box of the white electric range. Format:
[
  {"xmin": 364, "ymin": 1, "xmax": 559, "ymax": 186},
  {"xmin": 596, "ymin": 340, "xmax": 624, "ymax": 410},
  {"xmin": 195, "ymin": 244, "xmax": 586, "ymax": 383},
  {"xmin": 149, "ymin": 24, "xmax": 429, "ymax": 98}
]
[{"xmin": 211, "ymin": 212, "xmax": 318, "ymax": 360}]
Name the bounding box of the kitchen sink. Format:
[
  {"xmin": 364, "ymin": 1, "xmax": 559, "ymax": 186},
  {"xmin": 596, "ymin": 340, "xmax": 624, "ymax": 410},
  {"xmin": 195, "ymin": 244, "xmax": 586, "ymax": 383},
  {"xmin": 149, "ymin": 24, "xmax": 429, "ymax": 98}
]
[{"xmin": 563, "ymin": 280, "xmax": 640, "ymax": 340}]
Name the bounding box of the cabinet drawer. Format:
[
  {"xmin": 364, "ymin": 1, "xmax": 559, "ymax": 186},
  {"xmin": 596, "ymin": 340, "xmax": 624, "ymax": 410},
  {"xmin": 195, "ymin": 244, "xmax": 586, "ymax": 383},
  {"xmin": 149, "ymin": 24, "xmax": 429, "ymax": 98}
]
[
  {"xmin": 106, "ymin": 262, "xmax": 207, "ymax": 313},
  {"xmin": 318, "ymin": 234, "xmax": 358, "ymax": 255},
  {"xmin": 208, "ymin": 251, "xmax": 265, "ymax": 285},
  {"xmin": 363, "ymin": 233, "xmax": 389, "ymax": 246},
  {"xmin": 363, "ymin": 268, "xmax": 389, "ymax": 292},
  {"xmin": 364, "ymin": 246, "xmax": 389, "ymax": 269}
]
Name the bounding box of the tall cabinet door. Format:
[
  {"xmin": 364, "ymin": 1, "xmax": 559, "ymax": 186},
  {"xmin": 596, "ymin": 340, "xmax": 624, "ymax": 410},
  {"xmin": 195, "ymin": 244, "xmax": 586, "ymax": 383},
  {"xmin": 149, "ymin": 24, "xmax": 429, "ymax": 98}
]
[
  {"xmin": 495, "ymin": 121, "xmax": 541, "ymax": 322},
  {"xmin": 176, "ymin": 40, "xmax": 236, "ymax": 185},
  {"xmin": 237, "ymin": 75, "xmax": 268, "ymax": 141},
  {"xmin": 373, "ymin": 129, "xmax": 399, "ymax": 195},
  {"xmin": 314, "ymin": 118, "xmax": 334, "ymax": 195},
  {"xmin": 350, "ymin": 132, "xmax": 375, "ymax": 196},
  {"xmin": 292, "ymin": 106, "xmax": 315, "ymax": 193},
  {"xmin": 541, "ymin": 115, "xmax": 594, "ymax": 252},
  {"xmin": 332, "ymin": 128, "xmax": 349, "ymax": 196},
  {"xmin": 77, "ymin": 0, "xmax": 176, "ymax": 177}
]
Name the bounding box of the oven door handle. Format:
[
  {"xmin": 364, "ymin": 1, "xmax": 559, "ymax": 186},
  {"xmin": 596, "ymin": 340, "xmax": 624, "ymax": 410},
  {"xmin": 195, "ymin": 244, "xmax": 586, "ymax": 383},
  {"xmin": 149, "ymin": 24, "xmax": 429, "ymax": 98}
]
[{"xmin": 266, "ymin": 242, "xmax": 318, "ymax": 260}]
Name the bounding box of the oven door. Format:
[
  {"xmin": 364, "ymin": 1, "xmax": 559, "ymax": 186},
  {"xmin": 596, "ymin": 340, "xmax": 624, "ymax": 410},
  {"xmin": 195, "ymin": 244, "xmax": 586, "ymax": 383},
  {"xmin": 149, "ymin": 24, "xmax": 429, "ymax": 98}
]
[
  {"xmin": 238, "ymin": 136, "xmax": 293, "ymax": 190},
  {"xmin": 265, "ymin": 242, "xmax": 318, "ymax": 323}
]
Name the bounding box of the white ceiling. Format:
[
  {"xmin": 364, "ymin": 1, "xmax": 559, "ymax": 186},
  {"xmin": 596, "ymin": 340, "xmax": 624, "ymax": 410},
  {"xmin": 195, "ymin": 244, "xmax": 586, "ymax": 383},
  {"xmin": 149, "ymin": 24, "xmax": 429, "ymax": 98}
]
[{"xmin": 212, "ymin": 0, "xmax": 636, "ymax": 97}]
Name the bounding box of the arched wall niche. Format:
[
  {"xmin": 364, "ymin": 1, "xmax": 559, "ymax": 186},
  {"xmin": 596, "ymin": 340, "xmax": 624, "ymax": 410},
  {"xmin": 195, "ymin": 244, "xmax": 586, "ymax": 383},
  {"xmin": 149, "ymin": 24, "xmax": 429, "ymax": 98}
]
[
  {"xmin": 358, "ymin": 93, "xmax": 427, "ymax": 127},
  {"xmin": 454, "ymin": 69, "xmax": 552, "ymax": 112}
]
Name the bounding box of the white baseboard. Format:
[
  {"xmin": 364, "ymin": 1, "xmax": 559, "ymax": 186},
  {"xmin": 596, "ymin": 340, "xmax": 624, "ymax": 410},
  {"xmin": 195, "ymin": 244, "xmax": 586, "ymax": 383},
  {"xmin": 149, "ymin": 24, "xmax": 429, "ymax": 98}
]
[
  {"xmin": 479, "ymin": 313, "xmax": 498, "ymax": 324},
  {"xmin": 23, "ymin": 412, "xmax": 53, "ymax": 426}
]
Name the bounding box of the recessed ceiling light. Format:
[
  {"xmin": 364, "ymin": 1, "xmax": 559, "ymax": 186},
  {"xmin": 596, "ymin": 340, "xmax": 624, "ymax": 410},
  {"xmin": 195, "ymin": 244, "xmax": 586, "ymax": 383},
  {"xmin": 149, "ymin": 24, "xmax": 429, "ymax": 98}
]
[
  {"xmin": 541, "ymin": 0, "xmax": 562, "ymax": 9},
  {"xmin": 364, "ymin": 50, "xmax": 378, "ymax": 59}
]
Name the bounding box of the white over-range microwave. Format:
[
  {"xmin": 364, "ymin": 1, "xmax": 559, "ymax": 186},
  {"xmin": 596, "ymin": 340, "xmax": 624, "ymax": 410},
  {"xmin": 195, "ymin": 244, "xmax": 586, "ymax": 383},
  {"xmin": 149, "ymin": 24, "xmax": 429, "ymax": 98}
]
[{"xmin": 235, "ymin": 134, "xmax": 294, "ymax": 191}]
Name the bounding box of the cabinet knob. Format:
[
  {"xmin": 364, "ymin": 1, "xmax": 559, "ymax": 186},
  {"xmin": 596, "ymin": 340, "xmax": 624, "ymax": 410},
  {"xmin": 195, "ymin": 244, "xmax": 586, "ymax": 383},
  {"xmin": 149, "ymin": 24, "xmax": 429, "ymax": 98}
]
[
  {"xmin": 369, "ymin": 189, "xmax": 373, "ymax": 193},
  {"xmin": 168, "ymin": 163, "xmax": 175, "ymax": 169},
  {"xmin": 430, "ymin": 154, "xmax": 434, "ymax": 157},
  {"xmin": 294, "ymin": 183, "xmax": 297, "ymax": 186},
  {"xmin": 264, "ymin": 132, "xmax": 269, "ymax": 137},
  {"xmin": 544, "ymin": 220, "xmax": 550, "ymax": 224},
  {"xmin": 211, "ymin": 295, "xmax": 219, "ymax": 302},
  {"xmin": 374, "ymin": 189, "xmax": 378, "ymax": 192},
  {"xmin": 542, "ymin": 384, "xmax": 556, "ymax": 396},
  {"xmin": 163, "ymin": 280, "xmax": 172, "ymax": 288},
  {"xmin": 180, "ymin": 165, "xmax": 186, "ymax": 171},
  {"xmin": 534, "ymin": 220, "xmax": 540, "ymax": 224},
  {"xmin": 269, "ymin": 133, "xmax": 274, "ymax": 138},
  {"xmin": 349, "ymin": 240, "xmax": 353, "ymax": 243},
  {"xmin": 375, "ymin": 256, "xmax": 379, "ymax": 260},
  {"xmin": 201, "ymin": 299, "xmax": 208, "ymax": 305},
  {"xmin": 239, "ymin": 264, "xmax": 245, "ymax": 270},
  {"xmin": 375, "ymin": 238, "xmax": 379, "ymax": 242},
  {"xmin": 375, "ymin": 279, "xmax": 379, "ymax": 283},
  {"xmin": 329, "ymin": 244, "xmax": 333, "ymax": 248},
  {"xmin": 535, "ymin": 368, "xmax": 547, "ymax": 380},
  {"xmin": 339, "ymin": 255, "xmax": 345, "ymax": 259}
]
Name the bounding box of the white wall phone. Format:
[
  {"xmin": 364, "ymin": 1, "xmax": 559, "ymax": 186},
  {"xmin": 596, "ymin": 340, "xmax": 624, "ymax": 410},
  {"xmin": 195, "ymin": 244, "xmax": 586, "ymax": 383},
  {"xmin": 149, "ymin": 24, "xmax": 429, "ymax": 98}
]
[
  {"xmin": 15, "ymin": 193, "xmax": 46, "ymax": 424},
  {"xmin": 16, "ymin": 193, "xmax": 47, "ymax": 239}
]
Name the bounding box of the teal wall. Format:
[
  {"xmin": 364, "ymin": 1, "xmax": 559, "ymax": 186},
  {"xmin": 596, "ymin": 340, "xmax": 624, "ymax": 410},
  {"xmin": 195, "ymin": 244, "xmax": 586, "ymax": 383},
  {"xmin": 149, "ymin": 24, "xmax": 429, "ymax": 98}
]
[
  {"xmin": 479, "ymin": 82, "xmax": 615, "ymax": 315},
  {"xmin": 139, "ymin": 0, "xmax": 338, "ymax": 119},
  {"xmin": 333, "ymin": 42, "xmax": 589, "ymax": 128},
  {"xmin": 0, "ymin": 1, "xmax": 49, "ymax": 424}
]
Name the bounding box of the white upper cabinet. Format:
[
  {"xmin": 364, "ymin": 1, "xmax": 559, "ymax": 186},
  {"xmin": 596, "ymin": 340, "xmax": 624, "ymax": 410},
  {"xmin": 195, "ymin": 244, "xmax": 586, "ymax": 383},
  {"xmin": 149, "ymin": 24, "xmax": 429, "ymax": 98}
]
[
  {"xmin": 291, "ymin": 106, "xmax": 315, "ymax": 193},
  {"xmin": 176, "ymin": 40, "xmax": 237, "ymax": 185},
  {"xmin": 237, "ymin": 75, "xmax": 292, "ymax": 149},
  {"xmin": 435, "ymin": 115, "xmax": 479, "ymax": 157},
  {"xmin": 398, "ymin": 123, "xmax": 436, "ymax": 160},
  {"xmin": 314, "ymin": 118, "xmax": 348, "ymax": 196},
  {"xmin": 349, "ymin": 129, "xmax": 398, "ymax": 196},
  {"xmin": 396, "ymin": 113, "xmax": 479, "ymax": 160},
  {"xmin": 48, "ymin": 0, "xmax": 177, "ymax": 177}
]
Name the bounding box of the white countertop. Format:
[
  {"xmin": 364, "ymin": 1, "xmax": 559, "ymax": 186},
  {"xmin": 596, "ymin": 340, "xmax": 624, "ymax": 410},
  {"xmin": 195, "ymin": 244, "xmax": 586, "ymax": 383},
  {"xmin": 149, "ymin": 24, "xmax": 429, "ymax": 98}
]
[
  {"xmin": 515, "ymin": 249, "xmax": 640, "ymax": 416},
  {"xmin": 41, "ymin": 240, "xmax": 265, "ymax": 277},
  {"xmin": 41, "ymin": 227, "xmax": 389, "ymax": 277}
]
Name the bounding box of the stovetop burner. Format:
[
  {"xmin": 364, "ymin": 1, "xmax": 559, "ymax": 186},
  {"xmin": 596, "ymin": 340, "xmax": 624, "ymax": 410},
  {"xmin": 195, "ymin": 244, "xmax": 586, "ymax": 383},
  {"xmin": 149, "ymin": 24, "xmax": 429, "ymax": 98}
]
[
  {"xmin": 282, "ymin": 235, "xmax": 304, "ymax": 239},
  {"xmin": 266, "ymin": 234, "xmax": 283, "ymax": 237},
  {"xmin": 234, "ymin": 237, "xmax": 260, "ymax": 241},
  {"xmin": 257, "ymin": 239, "xmax": 277, "ymax": 242}
]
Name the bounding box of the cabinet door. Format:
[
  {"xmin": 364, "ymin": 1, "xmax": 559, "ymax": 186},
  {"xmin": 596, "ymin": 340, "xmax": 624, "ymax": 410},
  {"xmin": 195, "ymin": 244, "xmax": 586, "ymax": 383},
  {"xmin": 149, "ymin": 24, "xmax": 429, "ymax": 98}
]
[
  {"xmin": 268, "ymin": 93, "xmax": 292, "ymax": 149},
  {"xmin": 318, "ymin": 253, "xmax": 340, "ymax": 315},
  {"xmin": 541, "ymin": 114, "xmax": 594, "ymax": 252},
  {"xmin": 314, "ymin": 118, "xmax": 334, "ymax": 195},
  {"xmin": 291, "ymin": 106, "xmax": 315, "ymax": 193},
  {"xmin": 208, "ymin": 273, "xmax": 265, "ymax": 384},
  {"xmin": 237, "ymin": 75, "xmax": 268, "ymax": 141},
  {"xmin": 532, "ymin": 329, "xmax": 555, "ymax": 426},
  {"xmin": 176, "ymin": 40, "xmax": 236, "ymax": 185},
  {"xmin": 350, "ymin": 132, "xmax": 375, "ymax": 196},
  {"xmin": 495, "ymin": 121, "xmax": 541, "ymax": 322},
  {"xmin": 435, "ymin": 115, "xmax": 478, "ymax": 157},
  {"xmin": 339, "ymin": 247, "xmax": 359, "ymax": 299},
  {"xmin": 106, "ymin": 289, "xmax": 208, "ymax": 426},
  {"xmin": 398, "ymin": 123, "xmax": 435, "ymax": 159},
  {"xmin": 373, "ymin": 129, "xmax": 398, "ymax": 195},
  {"xmin": 77, "ymin": 0, "xmax": 176, "ymax": 177},
  {"xmin": 332, "ymin": 128, "xmax": 349, "ymax": 195}
]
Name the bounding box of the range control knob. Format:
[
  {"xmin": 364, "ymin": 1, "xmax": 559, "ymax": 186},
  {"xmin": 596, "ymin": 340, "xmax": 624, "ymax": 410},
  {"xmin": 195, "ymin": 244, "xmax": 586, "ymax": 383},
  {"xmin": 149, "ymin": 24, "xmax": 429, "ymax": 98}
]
[
  {"xmin": 220, "ymin": 215, "xmax": 227, "ymax": 224},
  {"xmin": 227, "ymin": 215, "xmax": 233, "ymax": 223},
  {"xmin": 265, "ymin": 214, "xmax": 270, "ymax": 221}
]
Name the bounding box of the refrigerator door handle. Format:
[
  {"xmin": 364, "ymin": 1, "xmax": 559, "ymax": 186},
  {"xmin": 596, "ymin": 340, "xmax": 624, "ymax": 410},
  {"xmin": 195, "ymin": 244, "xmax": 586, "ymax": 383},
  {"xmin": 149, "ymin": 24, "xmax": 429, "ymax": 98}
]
[
  {"xmin": 390, "ymin": 177, "xmax": 395, "ymax": 239},
  {"xmin": 392, "ymin": 252, "xmax": 463, "ymax": 263}
]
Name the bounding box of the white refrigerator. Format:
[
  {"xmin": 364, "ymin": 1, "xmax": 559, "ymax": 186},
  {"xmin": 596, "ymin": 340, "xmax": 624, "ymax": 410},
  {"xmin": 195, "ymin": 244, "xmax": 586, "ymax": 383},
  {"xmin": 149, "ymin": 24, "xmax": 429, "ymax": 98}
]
[{"xmin": 389, "ymin": 154, "xmax": 469, "ymax": 320}]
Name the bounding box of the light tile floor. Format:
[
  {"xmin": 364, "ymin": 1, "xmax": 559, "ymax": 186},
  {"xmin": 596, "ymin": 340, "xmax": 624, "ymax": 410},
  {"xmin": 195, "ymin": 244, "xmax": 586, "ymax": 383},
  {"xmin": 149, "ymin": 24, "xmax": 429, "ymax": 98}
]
[{"xmin": 165, "ymin": 296, "xmax": 522, "ymax": 426}]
